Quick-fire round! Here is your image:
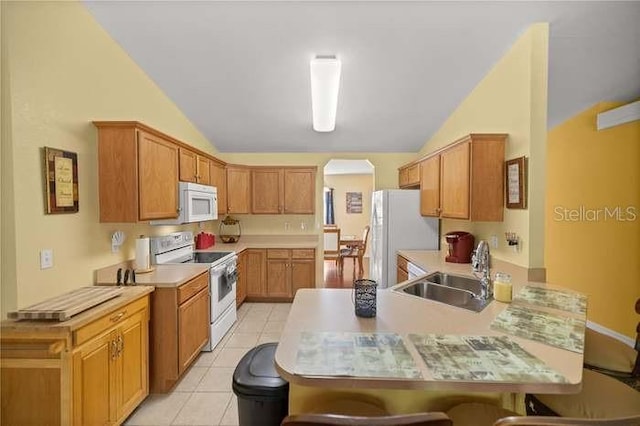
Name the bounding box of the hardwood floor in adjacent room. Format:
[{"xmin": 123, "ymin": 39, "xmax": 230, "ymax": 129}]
[{"xmin": 323, "ymin": 257, "xmax": 370, "ymax": 288}]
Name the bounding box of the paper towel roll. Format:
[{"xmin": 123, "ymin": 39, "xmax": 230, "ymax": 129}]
[{"xmin": 134, "ymin": 236, "xmax": 150, "ymax": 271}]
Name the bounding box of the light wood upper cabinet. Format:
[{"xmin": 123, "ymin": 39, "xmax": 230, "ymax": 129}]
[
  {"xmin": 398, "ymin": 163, "xmax": 420, "ymax": 188},
  {"xmin": 138, "ymin": 130, "xmax": 180, "ymax": 221},
  {"xmin": 283, "ymin": 168, "xmax": 316, "ymax": 214},
  {"xmin": 227, "ymin": 166, "xmax": 251, "ymax": 214},
  {"xmin": 440, "ymin": 141, "xmax": 471, "ymax": 219},
  {"xmin": 420, "ymin": 134, "xmax": 506, "ymax": 221},
  {"xmin": 210, "ymin": 161, "xmax": 227, "ymax": 215},
  {"xmin": 419, "ymin": 155, "xmax": 441, "ymax": 217},
  {"xmin": 95, "ymin": 122, "xmax": 179, "ymax": 222},
  {"xmin": 252, "ymin": 168, "xmax": 284, "ymax": 214},
  {"xmin": 250, "ymin": 167, "xmax": 316, "ymax": 215},
  {"xmin": 179, "ymin": 148, "xmax": 211, "ymax": 185}
]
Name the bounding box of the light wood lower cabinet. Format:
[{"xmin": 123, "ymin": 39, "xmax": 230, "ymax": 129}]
[
  {"xmin": 245, "ymin": 249, "xmax": 267, "ymax": 298},
  {"xmin": 0, "ymin": 291, "xmax": 151, "ymax": 426},
  {"xmin": 241, "ymin": 248, "xmax": 315, "ymax": 301},
  {"xmin": 150, "ymin": 271, "xmax": 210, "ymax": 393},
  {"xmin": 397, "ymin": 255, "xmax": 409, "ymax": 284},
  {"xmin": 265, "ymin": 249, "xmax": 316, "ymax": 300}
]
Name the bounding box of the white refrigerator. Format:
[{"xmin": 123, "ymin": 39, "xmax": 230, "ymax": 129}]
[{"xmin": 369, "ymin": 190, "xmax": 440, "ymax": 288}]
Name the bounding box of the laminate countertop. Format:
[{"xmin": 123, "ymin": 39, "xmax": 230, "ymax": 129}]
[
  {"xmin": 1, "ymin": 286, "xmax": 154, "ymax": 334},
  {"xmin": 95, "ymin": 234, "xmax": 318, "ymax": 288},
  {"xmin": 195, "ymin": 234, "xmax": 319, "ymax": 253},
  {"xmin": 95, "ymin": 263, "xmax": 210, "ymax": 288}
]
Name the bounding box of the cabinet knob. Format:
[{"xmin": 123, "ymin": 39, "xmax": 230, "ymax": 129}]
[{"xmin": 110, "ymin": 311, "xmax": 126, "ymax": 323}]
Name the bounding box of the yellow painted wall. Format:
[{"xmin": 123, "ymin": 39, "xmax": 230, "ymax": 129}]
[
  {"xmin": 1, "ymin": 1, "xmax": 216, "ymax": 316},
  {"xmin": 324, "ymin": 173, "xmax": 374, "ymax": 256},
  {"xmin": 418, "ymin": 24, "xmax": 549, "ymax": 269},
  {"xmin": 546, "ymin": 102, "xmax": 640, "ymax": 337}
]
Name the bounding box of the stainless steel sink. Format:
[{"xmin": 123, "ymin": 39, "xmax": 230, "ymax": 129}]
[
  {"xmin": 395, "ymin": 272, "xmax": 492, "ymax": 312},
  {"xmin": 423, "ymin": 272, "xmax": 484, "ymax": 295}
]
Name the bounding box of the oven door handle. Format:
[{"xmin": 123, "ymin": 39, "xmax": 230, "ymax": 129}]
[{"xmin": 211, "ymin": 265, "xmax": 227, "ymax": 275}]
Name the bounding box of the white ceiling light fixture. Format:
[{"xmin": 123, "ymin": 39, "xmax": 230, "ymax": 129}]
[{"xmin": 310, "ymin": 56, "xmax": 342, "ymax": 132}]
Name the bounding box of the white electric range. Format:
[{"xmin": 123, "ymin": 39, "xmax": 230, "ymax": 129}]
[{"xmin": 150, "ymin": 231, "xmax": 237, "ymax": 351}]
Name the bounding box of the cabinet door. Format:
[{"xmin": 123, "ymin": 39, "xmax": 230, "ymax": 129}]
[
  {"xmin": 290, "ymin": 259, "xmax": 315, "ymax": 297},
  {"xmin": 73, "ymin": 330, "xmax": 115, "ymax": 426},
  {"xmin": 227, "ymin": 167, "xmax": 251, "ymax": 214},
  {"xmin": 283, "ymin": 168, "xmax": 316, "ymax": 214},
  {"xmin": 210, "ymin": 162, "xmax": 227, "ymax": 215},
  {"xmin": 236, "ymin": 251, "xmax": 247, "ymax": 307},
  {"xmin": 420, "ymin": 155, "xmax": 441, "ymax": 217},
  {"xmin": 397, "ymin": 267, "xmax": 408, "ymax": 284},
  {"xmin": 440, "ymin": 141, "xmax": 470, "ymax": 219},
  {"xmin": 115, "ymin": 311, "xmax": 148, "ymax": 422},
  {"xmin": 198, "ymin": 156, "xmax": 211, "ymax": 185},
  {"xmin": 137, "ymin": 130, "xmax": 179, "ymax": 220},
  {"xmin": 245, "ymin": 249, "xmax": 267, "ymax": 297},
  {"xmin": 407, "ymin": 164, "xmax": 420, "ymax": 186},
  {"xmin": 252, "ymin": 168, "xmax": 283, "ymax": 214},
  {"xmin": 178, "ymin": 288, "xmax": 210, "ymax": 375},
  {"xmin": 179, "ymin": 148, "xmax": 198, "ymax": 183},
  {"xmin": 266, "ymin": 258, "xmax": 290, "ymax": 298}
]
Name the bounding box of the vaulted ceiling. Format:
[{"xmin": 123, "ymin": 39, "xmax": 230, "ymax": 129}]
[{"xmin": 84, "ymin": 1, "xmax": 640, "ymax": 153}]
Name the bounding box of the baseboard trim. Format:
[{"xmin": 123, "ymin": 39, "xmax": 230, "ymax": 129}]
[{"xmin": 586, "ymin": 320, "xmax": 635, "ymax": 347}]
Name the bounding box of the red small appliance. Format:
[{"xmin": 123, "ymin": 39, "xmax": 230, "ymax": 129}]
[
  {"xmin": 195, "ymin": 232, "xmax": 215, "ymax": 249},
  {"xmin": 444, "ymin": 231, "xmax": 475, "ymax": 263}
]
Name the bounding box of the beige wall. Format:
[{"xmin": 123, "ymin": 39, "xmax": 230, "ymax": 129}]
[
  {"xmin": 324, "ymin": 173, "xmax": 374, "ymax": 256},
  {"xmin": 417, "ymin": 24, "xmax": 548, "ymax": 269},
  {"xmin": 1, "ymin": 1, "xmax": 216, "ymax": 316},
  {"xmin": 546, "ymin": 102, "xmax": 640, "ymax": 337}
]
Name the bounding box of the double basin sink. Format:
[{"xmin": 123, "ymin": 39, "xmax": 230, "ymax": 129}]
[{"xmin": 394, "ymin": 272, "xmax": 491, "ymax": 312}]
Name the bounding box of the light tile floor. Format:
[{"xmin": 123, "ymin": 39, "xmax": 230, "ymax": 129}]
[{"xmin": 125, "ymin": 302, "xmax": 289, "ymax": 426}]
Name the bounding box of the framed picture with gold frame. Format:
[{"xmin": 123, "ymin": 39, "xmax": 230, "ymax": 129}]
[
  {"xmin": 44, "ymin": 147, "xmax": 79, "ymax": 214},
  {"xmin": 506, "ymin": 156, "xmax": 527, "ymax": 209}
]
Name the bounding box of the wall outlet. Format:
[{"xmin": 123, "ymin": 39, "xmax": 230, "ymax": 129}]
[
  {"xmin": 284, "ymin": 222, "xmax": 290, "ymax": 231},
  {"xmin": 40, "ymin": 249, "xmax": 53, "ymax": 269},
  {"xmin": 300, "ymin": 222, "xmax": 306, "ymax": 230},
  {"xmin": 490, "ymin": 235, "xmax": 499, "ymax": 249}
]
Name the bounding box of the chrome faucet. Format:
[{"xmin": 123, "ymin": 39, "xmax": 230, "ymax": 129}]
[{"xmin": 472, "ymin": 240, "xmax": 492, "ymax": 300}]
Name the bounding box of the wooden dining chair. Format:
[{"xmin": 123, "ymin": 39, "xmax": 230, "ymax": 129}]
[
  {"xmin": 323, "ymin": 227, "xmax": 341, "ymax": 267},
  {"xmin": 338, "ymin": 225, "xmax": 370, "ymax": 280},
  {"xmin": 281, "ymin": 412, "xmax": 452, "ymax": 426}
]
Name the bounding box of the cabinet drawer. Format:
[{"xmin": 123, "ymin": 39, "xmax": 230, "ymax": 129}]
[
  {"xmin": 397, "ymin": 255, "xmax": 409, "ymax": 272},
  {"xmin": 178, "ymin": 272, "xmax": 209, "ymax": 305},
  {"xmin": 291, "ymin": 249, "xmax": 315, "ymax": 259},
  {"xmin": 74, "ymin": 296, "xmax": 148, "ymax": 347},
  {"xmin": 267, "ymin": 249, "xmax": 290, "ymax": 259}
]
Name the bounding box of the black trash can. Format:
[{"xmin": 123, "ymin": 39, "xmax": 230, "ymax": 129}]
[{"xmin": 232, "ymin": 342, "xmax": 289, "ymax": 426}]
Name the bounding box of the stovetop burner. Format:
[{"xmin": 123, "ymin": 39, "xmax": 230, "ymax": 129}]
[{"xmin": 194, "ymin": 252, "xmax": 234, "ymax": 264}]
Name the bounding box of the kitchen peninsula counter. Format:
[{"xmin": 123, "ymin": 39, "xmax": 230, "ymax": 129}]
[{"xmin": 275, "ymin": 286, "xmax": 585, "ymax": 414}]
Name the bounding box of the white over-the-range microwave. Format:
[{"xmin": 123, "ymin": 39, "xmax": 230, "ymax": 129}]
[{"xmin": 151, "ymin": 182, "xmax": 218, "ymax": 225}]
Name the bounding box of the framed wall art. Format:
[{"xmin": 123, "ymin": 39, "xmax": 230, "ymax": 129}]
[
  {"xmin": 506, "ymin": 156, "xmax": 527, "ymax": 209},
  {"xmin": 346, "ymin": 192, "xmax": 363, "ymax": 214},
  {"xmin": 44, "ymin": 147, "xmax": 79, "ymax": 214}
]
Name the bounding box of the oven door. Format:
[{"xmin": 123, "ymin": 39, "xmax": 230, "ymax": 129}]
[
  {"xmin": 184, "ymin": 188, "xmax": 218, "ymax": 223},
  {"xmin": 210, "ymin": 262, "xmax": 237, "ymax": 320}
]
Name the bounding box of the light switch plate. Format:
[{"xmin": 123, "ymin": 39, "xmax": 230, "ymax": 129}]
[
  {"xmin": 490, "ymin": 235, "xmax": 499, "ymax": 249},
  {"xmin": 40, "ymin": 249, "xmax": 53, "ymax": 269}
]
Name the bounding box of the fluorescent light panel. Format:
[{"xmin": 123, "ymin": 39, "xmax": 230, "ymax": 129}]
[{"xmin": 310, "ymin": 57, "xmax": 341, "ymax": 132}]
